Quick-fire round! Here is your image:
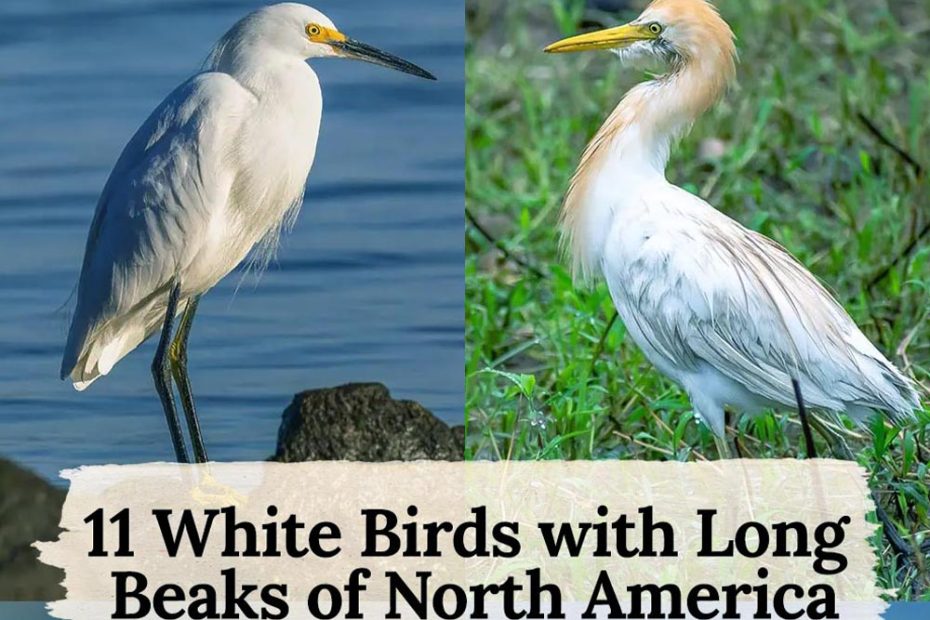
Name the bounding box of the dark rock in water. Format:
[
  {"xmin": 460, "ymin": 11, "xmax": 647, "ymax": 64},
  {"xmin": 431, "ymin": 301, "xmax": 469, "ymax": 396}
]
[
  {"xmin": 0, "ymin": 458, "xmax": 65, "ymax": 600},
  {"xmin": 0, "ymin": 384, "xmax": 459, "ymax": 601},
  {"xmin": 274, "ymin": 383, "xmax": 464, "ymax": 462}
]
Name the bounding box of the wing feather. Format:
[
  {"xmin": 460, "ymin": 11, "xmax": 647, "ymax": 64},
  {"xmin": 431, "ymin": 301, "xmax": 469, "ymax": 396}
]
[
  {"xmin": 605, "ymin": 189, "xmax": 919, "ymax": 419},
  {"xmin": 61, "ymin": 72, "xmax": 255, "ymax": 384}
]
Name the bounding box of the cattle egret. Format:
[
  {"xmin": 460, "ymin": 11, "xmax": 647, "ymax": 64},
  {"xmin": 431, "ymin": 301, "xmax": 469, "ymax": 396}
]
[
  {"xmin": 61, "ymin": 3, "xmax": 436, "ymax": 463},
  {"xmin": 545, "ymin": 0, "xmax": 919, "ymax": 456}
]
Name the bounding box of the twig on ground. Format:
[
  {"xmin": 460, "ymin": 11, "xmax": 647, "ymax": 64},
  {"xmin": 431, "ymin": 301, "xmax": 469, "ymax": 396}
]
[
  {"xmin": 856, "ymin": 112, "xmax": 923, "ymax": 176},
  {"xmin": 865, "ymin": 220, "xmax": 930, "ymax": 291},
  {"xmin": 588, "ymin": 311, "xmax": 619, "ymax": 377},
  {"xmin": 855, "ymin": 112, "xmax": 928, "ymax": 292},
  {"xmin": 895, "ymin": 321, "xmax": 930, "ymax": 395},
  {"xmin": 871, "ymin": 489, "xmax": 921, "ymax": 561},
  {"xmin": 466, "ymin": 207, "xmax": 546, "ymax": 279},
  {"xmin": 810, "ymin": 418, "xmax": 928, "ymax": 569},
  {"xmin": 893, "ymin": 321, "xmax": 930, "ymax": 465}
]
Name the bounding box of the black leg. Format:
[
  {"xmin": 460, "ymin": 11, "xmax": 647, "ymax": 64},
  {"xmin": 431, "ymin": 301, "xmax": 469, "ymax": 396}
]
[
  {"xmin": 792, "ymin": 379, "xmax": 817, "ymax": 459},
  {"xmin": 170, "ymin": 296, "xmax": 208, "ymax": 463},
  {"xmin": 723, "ymin": 409, "xmax": 745, "ymax": 458},
  {"xmin": 152, "ymin": 282, "xmax": 190, "ymax": 463}
]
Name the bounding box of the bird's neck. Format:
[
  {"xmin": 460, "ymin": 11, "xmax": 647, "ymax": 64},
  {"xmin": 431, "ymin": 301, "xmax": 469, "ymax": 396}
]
[
  {"xmin": 561, "ymin": 58, "xmax": 730, "ymax": 279},
  {"xmin": 206, "ymin": 39, "xmax": 308, "ymax": 95}
]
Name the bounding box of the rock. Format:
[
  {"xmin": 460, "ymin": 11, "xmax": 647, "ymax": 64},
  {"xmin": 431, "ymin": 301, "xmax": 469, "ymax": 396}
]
[
  {"xmin": 0, "ymin": 384, "xmax": 459, "ymax": 601},
  {"xmin": 0, "ymin": 458, "xmax": 65, "ymax": 601},
  {"xmin": 273, "ymin": 383, "xmax": 464, "ymax": 462}
]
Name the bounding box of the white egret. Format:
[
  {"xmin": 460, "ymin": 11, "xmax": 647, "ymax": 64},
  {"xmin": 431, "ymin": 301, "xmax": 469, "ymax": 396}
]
[
  {"xmin": 61, "ymin": 3, "xmax": 435, "ymax": 463},
  {"xmin": 544, "ymin": 0, "xmax": 919, "ymax": 456}
]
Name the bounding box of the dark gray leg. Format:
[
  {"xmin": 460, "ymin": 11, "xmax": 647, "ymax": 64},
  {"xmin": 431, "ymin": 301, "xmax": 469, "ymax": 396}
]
[
  {"xmin": 170, "ymin": 296, "xmax": 208, "ymax": 463},
  {"xmin": 713, "ymin": 435, "xmax": 732, "ymax": 459},
  {"xmin": 792, "ymin": 379, "xmax": 818, "ymax": 458},
  {"xmin": 726, "ymin": 409, "xmax": 745, "ymax": 458},
  {"xmin": 152, "ymin": 282, "xmax": 190, "ymax": 463}
]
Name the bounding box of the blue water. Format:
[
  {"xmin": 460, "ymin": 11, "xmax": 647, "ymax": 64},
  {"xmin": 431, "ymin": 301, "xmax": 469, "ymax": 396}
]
[{"xmin": 0, "ymin": 0, "xmax": 464, "ymax": 482}]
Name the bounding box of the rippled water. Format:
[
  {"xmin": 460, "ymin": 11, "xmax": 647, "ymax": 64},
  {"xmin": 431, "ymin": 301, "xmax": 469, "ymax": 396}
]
[{"xmin": 0, "ymin": 0, "xmax": 463, "ymax": 482}]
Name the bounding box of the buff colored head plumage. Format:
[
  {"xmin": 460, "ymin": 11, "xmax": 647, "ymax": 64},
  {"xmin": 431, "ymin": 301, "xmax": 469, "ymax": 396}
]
[
  {"xmin": 546, "ymin": 0, "xmax": 736, "ymax": 77},
  {"xmin": 546, "ymin": 0, "xmax": 738, "ymax": 280}
]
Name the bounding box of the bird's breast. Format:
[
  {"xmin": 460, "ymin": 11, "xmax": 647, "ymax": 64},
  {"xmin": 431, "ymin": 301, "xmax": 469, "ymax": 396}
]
[
  {"xmin": 183, "ymin": 69, "xmax": 323, "ymax": 292},
  {"xmin": 573, "ymin": 149, "xmax": 667, "ymax": 279},
  {"xmin": 599, "ymin": 196, "xmax": 692, "ymax": 378},
  {"xmin": 231, "ymin": 71, "xmax": 323, "ymax": 223}
]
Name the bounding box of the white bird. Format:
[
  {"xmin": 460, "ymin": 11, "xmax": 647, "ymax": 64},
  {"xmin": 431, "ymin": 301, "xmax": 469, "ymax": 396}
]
[
  {"xmin": 544, "ymin": 0, "xmax": 919, "ymax": 456},
  {"xmin": 61, "ymin": 3, "xmax": 435, "ymax": 463}
]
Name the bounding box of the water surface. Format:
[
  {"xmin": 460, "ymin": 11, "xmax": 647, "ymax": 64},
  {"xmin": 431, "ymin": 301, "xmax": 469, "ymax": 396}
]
[{"xmin": 0, "ymin": 0, "xmax": 464, "ymax": 481}]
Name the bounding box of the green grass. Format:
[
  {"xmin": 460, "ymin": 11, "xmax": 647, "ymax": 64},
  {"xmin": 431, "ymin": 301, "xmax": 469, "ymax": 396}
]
[{"xmin": 465, "ymin": 0, "xmax": 930, "ymax": 598}]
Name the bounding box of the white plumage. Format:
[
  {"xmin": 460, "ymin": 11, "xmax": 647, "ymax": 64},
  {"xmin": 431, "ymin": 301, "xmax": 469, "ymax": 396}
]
[
  {"xmin": 62, "ymin": 5, "xmax": 329, "ymax": 388},
  {"xmin": 61, "ymin": 3, "xmax": 435, "ymax": 462},
  {"xmin": 546, "ymin": 0, "xmax": 919, "ymax": 439},
  {"xmin": 601, "ymin": 184, "xmax": 917, "ymax": 435}
]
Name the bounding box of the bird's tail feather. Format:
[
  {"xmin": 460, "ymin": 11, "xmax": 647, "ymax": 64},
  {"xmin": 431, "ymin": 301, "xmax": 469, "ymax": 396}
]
[
  {"xmin": 64, "ymin": 325, "xmax": 148, "ymax": 390},
  {"xmin": 61, "ymin": 282, "xmax": 181, "ymax": 389}
]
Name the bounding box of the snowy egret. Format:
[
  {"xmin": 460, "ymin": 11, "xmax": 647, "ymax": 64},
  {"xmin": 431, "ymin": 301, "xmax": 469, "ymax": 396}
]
[
  {"xmin": 61, "ymin": 3, "xmax": 435, "ymax": 463},
  {"xmin": 544, "ymin": 0, "xmax": 919, "ymax": 456}
]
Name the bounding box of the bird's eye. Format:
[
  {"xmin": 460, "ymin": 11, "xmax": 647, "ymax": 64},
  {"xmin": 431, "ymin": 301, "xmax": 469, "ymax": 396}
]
[
  {"xmin": 648, "ymin": 22, "xmax": 663, "ymax": 35},
  {"xmin": 306, "ymin": 24, "xmax": 322, "ymax": 38}
]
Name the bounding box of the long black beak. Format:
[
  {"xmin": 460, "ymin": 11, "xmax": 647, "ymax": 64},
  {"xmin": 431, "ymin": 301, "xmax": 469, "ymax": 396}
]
[{"xmin": 331, "ymin": 38, "xmax": 436, "ymax": 80}]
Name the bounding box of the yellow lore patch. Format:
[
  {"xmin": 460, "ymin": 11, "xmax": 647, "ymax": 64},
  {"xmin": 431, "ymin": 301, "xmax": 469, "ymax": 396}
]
[{"xmin": 305, "ymin": 23, "xmax": 346, "ymax": 44}]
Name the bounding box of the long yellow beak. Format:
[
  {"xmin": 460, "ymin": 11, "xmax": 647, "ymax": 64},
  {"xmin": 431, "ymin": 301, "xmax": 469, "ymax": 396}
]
[{"xmin": 544, "ymin": 23, "xmax": 658, "ymax": 54}]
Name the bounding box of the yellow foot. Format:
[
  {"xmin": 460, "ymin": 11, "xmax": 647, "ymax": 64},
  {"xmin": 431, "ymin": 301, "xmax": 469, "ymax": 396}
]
[{"xmin": 189, "ymin": 466, "xmax": 247, "ymax": 508}]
